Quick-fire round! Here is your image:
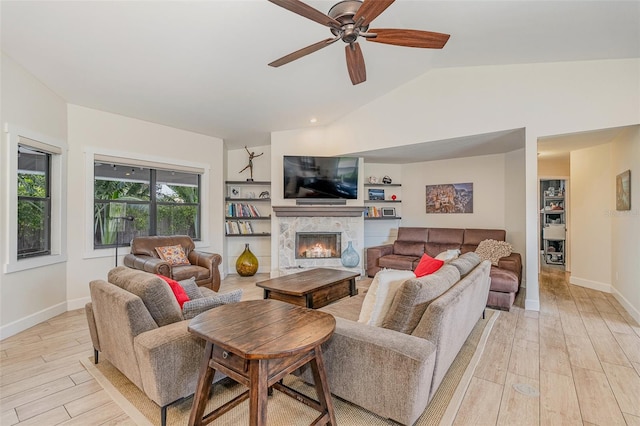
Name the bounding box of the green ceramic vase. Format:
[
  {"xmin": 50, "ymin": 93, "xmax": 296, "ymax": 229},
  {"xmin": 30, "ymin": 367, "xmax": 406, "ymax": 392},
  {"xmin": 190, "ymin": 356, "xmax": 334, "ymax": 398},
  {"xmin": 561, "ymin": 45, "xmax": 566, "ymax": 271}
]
[{"xmin": 236, "ymin": 243, "xmax": 258, "ymax": 276}]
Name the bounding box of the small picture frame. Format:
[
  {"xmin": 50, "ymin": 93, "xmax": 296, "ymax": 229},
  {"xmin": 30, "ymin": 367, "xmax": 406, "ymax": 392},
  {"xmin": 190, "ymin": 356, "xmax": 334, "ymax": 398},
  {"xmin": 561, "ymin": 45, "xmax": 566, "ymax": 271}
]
[
  {"xmin": 616, "ymin": 169, "xmax": 631, "ymax": 211},
  {"xmin": 368, "ymin": 188, "xmax": 385, "ymax": 200},
  {"xmin": 381, "ymin": 207, "xmax": 396, "ymax": 217},
  {"xmin": 229, "ymin": 186, "xmax": 241, "ymax": 198}
]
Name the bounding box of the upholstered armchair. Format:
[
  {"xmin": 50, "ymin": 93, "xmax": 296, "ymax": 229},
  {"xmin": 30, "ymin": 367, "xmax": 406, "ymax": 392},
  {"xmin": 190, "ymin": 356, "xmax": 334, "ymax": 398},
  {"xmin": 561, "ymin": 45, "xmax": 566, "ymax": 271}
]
[{"xmin": 123, "ymin": 235, "xmax": 222, "ymax": 291}]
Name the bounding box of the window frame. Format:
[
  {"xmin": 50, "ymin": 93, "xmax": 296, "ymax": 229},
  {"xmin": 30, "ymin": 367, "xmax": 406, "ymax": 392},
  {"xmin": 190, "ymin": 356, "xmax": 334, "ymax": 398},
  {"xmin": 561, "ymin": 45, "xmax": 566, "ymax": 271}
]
[
  {"xmin": 84, "ymin": 147, "xmax": 210, "ymax": 259},
  {"xmin": 4, "ymin": 124, "xmax": 67, "ymax": 273}
]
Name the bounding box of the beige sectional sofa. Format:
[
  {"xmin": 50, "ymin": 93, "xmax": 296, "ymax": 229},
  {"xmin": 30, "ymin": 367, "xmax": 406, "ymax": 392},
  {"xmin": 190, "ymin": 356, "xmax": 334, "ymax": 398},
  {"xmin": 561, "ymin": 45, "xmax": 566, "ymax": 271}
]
[
  {"xmin": 366, "ymin": 227, "xmax": 522, "ymax": 310},
  {"xmin": 297, "ymin": 254, "xmax": 492, "ymax": 425}
]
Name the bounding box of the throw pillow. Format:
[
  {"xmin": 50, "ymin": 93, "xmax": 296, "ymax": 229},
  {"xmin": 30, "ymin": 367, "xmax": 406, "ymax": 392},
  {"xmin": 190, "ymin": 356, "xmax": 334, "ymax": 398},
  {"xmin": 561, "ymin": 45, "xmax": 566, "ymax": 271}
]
[
  {"xmin": 414, "ymin": 254, "xmax": 444, "ymax": 277},
  {"xmin": 358, "ymin": 269, "xmax": 416, "ymax": 327},
  {"xmin": 155, "ymin": 245, "xmax": 191, "ymax": 266},
  {"xmin": 475, "ymin": 239, "xmax": 513, "ymax": 265},
  {"xmin": 448, "ymin": 252, "xmax": 481, "ymax": 277},
  {"xmin": 435, "ymin": 249, "xmax": 461, "ymax": 262},
  {"xmin": 182, "ymin": 289, "xmax": 243, "ymax": 320},
  {"xmin": 156, "ymin": 274, "xmax": 190, "ymax": 308},
  {"xmin": 178, "ymin": 277, "xmax": 203, "ymax": 300}
]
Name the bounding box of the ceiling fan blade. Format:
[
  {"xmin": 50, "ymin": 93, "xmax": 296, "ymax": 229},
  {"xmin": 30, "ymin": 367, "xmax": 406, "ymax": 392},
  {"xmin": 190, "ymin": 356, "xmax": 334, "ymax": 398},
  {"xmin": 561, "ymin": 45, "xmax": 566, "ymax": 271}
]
[
  {"xmin": 353, "ymin": 0, "xmax": 395, "ymax": 27},
  {"xmin": 345, "ymin": 42, "xmax": 366, "ymax": 85},
  {"xmin": 268, "ymin": 38, "xmax": 337, "ymax": 67},
  {"xmin": 367, "ymin": 28, "xmax": 450, "ymax": 48},
  {"xmin": 268, "ymin": 0, "xmax": 340, "ymax": 28}
]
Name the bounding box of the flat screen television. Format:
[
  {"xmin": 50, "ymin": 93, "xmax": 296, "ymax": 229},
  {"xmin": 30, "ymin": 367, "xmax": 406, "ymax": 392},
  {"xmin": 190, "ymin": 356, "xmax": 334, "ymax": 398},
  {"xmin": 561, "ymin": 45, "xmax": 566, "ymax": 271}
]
[{"xmin": 283, "ymin": 155, "xmax": 359, "ymax": 199}]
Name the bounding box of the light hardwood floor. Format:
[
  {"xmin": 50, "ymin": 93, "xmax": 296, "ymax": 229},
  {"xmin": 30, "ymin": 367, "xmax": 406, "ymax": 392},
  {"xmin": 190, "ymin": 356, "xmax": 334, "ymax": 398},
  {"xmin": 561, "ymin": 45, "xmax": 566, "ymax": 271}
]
[{"xmin": 1, "ymin": 266, "xmax": 639, "ymax": 425}]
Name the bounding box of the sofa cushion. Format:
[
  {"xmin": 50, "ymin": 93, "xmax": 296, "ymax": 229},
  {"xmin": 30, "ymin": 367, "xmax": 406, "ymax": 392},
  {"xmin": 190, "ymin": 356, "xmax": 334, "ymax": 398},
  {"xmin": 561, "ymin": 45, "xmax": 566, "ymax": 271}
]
[
  {"xmin": 358, "ymin": 269, "xmax": 416, "ymax": 326},
  {"xmin": 381, "ymin": 265, "xmax": 461, "ymax": 334},
  {"xmin": 379, "ymin": 254, "xmax": 419, "ymax": 271},
  {"xmin": 489, "ymin": 266, "xmax": 519, "ymax": 293},
  {"xmin": 182, "ymin": 289, "xmax": 243, "ymax": 320},
  {"xmin": 108, "ymin": 266, "xmax": 183, "ymax": 327},
  {"xmin": 393, "ymin": 240, "xmax": 425, "ymax": 257},
  {"xmin": 475, "ymin": 239, "xmax": 513, "ymax": 265},
  {"xmin": 435, "ymin": 249, "xmax": 460, "ymax": 262},
  {"xmin": 448, "ymin": 252, "xmax": 481, "ymax": 277},
  {"xmin": 414, "ymin": 254, "xmax": 444, "ymax": 277}
]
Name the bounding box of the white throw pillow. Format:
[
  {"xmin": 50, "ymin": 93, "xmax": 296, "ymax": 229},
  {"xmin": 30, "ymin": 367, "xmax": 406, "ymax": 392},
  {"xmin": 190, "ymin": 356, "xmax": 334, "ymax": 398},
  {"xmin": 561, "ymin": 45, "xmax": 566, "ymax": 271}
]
[
  {"xmin": 358, "ymin": 269, "xmax": 415, "ymax": 326},
  {"xmin": 435, "ymin": 249, "xmax": 461, "ymax": 262}
]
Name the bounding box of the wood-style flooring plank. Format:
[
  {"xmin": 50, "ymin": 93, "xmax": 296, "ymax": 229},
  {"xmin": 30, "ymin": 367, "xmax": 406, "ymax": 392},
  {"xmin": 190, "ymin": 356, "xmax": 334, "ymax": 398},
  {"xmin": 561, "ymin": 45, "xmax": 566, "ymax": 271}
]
[
  {"xmin": 624, "ymin": 413, "xmax": 640, "ymax": 426},
  {"xmin": 564, "ymin": 334, "xmax": 603, "ymax": 372},
  {"xmin": 64, "ymin": 388, "xmax": 114, "ymax": 418},
  {"xmin": 11, "ymin": 406, "xmax": 70, "ymax": 426},
  {"xmin": 559, "ymin": 311, "xmax": 588, "ymax": 337},
  {"xmin": 600, "ymin": 311, "xmax": 635, "ymax": 334},
  {"xmin": 539, "ymin": 370, "xmax": 582, "ymax": 425},
  {"xmin": 587, "ymin": 329, "xmax": 632, "ymax": 368},
  {"xmin": 508, "ymin": 338, "xmax": 539, "ymax": 380},
  {"xmin": 473, "ymin": 333, "xmax": 513, "ymax": 385},
  {"xmin": 0, "ymin": 408, "xmax": 19, "ymax": 426},
  {"xmin": 57, "ymin": 401, "xmax": 126, "ymax": 425},
  {"xmin": 601, "ymin": 362, "xmax": 640, "ymax": 417},
  {"xmin": 572, "ymin": 366, "xmax": 626, "ymax": 425},
  {"xmin": 496, "ymin": 372, "xmax": 539, "ymax": 426},
  {"xmin": 453, "ymin": 377, "xmax": 503, "ymax": 425},
  {"xmin": 539, "ymin": 330, "xmax": 572, "ymax": 377},
  {"xmin": 1, "ymin": 376, "xmax": 76, "ymax": 411},
  {"xmin": 15, "ymin": 379, "xmax": 101, "ymax": 421}
]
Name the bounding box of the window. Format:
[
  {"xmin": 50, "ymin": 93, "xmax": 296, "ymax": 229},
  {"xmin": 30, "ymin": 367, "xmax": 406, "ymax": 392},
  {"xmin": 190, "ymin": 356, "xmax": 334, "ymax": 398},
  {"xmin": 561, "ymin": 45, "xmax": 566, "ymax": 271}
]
[
  {"xmin": 4, "ymin": 125, "xmax": 66, "ymax": 273},
  {"xmin": 93, "ymin": 162, "xmax": 201, "ymax": 248},
  {"xmin": 17, "ymin": 145, "xmax": 51, "ymax": 258}
]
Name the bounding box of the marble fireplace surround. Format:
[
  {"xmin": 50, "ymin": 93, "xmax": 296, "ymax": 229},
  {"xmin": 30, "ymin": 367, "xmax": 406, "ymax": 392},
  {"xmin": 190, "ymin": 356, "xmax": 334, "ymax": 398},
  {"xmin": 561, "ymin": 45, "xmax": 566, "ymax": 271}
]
[{"xmin": 273, "ymin": 206, "xmax": 364, "ymax": 276}]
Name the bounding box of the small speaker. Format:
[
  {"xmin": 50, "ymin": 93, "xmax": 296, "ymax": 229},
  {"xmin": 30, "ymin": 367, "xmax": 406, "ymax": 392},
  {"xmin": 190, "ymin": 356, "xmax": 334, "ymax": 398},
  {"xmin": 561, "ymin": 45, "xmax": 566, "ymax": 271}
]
[{"xmin": 296, "ymin": 199, "xmax": 347, "ymax": 206}]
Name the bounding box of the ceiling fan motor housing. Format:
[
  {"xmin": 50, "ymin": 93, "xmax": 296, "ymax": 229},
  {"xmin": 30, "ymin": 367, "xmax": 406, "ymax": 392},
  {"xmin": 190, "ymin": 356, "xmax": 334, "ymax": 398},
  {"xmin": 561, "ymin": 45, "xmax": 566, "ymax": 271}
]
[{"xmin": 328, "ymin": 0, "xmax": 369, "ymax": 43}]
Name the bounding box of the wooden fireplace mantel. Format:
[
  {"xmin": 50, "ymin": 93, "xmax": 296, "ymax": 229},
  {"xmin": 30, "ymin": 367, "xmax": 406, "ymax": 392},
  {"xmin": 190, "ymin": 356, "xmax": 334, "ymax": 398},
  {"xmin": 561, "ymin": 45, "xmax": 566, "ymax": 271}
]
[{"xmin": 272, "ymin": 206, "xmax": 365, "ymax": 217}]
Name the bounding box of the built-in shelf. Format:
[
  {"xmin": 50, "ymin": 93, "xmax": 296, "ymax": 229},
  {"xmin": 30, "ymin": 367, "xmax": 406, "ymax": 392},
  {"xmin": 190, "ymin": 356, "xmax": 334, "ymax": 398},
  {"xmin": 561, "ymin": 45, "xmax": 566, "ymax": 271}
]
[
  {"xmin": 225, "ymin": 180, "xmax": 271, "ymax": 185},
  {"xmin": 225, "ymin": 197, "xmax": 271, "ymax": 202},
  {"xmin": 272, "ymin": 206, "xmax": 365, "ymax": 217},
  {"xmin": 365, "ymin": 217, "xmax": 402, "ymax": 220},
  {"xmin": 364, "ymin": 183, "xmax": 402, "ymax": 187},
  {"xmin": 364, "ymin": 200, "xmax": 401, "ymax": 203},
  {"xmin": 225, "ymin": 216, "xmax": 271, "ymax": 220}
]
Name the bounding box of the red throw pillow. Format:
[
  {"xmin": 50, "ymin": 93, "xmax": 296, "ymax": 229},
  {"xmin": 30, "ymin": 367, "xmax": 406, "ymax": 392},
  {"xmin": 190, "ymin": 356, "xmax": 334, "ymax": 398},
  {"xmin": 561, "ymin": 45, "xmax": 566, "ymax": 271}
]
[
  {"xmin": 156, "ymin": 275, "xmax": 190, "ymax": 308},
  {"xmin": 414, "ymin": 254, "xmax": 445, "ymax": 278}
]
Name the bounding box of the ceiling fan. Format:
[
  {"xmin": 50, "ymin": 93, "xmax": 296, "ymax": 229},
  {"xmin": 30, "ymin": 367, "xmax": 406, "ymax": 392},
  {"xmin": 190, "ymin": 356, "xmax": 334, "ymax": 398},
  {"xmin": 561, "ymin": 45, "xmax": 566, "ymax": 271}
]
[{"xmin": 267, "ymin": 0, "xmax": 450, "ymax": 85}]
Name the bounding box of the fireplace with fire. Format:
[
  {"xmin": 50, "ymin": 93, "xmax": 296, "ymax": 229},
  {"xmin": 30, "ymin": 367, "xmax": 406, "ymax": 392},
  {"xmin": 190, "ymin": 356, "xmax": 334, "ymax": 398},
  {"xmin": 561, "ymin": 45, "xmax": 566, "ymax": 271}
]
[{"xmin": 296, "ymin": 232, "xmax": 341, "ymax": 259}]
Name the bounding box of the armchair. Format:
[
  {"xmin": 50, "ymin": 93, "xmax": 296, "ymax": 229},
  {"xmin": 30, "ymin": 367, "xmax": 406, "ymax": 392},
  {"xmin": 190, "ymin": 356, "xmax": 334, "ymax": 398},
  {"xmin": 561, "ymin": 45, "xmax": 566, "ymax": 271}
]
[{"xmin": 123, "ymin": 235, "xmax": 221, "ymax": 291}]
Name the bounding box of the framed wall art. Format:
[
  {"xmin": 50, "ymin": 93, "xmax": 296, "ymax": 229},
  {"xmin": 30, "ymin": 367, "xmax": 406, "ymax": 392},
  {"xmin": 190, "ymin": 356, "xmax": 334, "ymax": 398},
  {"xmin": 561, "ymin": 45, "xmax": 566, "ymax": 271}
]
[
  {"xmin": 426, "ymin": 182, "xmax": 473, "ymax": 213},
  {"xmin": 368, "ymin": 188, "xmax": 385, "ymax": 200},
  {"xmin": 616, "ymin": 169, "xmax": 631, "ymax": 211}
]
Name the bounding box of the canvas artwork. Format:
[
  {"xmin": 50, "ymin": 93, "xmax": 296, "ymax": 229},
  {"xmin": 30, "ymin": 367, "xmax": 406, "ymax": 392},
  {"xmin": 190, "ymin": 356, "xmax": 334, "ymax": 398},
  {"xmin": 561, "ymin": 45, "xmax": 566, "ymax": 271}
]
[
  {"xmin": 426, "ymin": 183, "xmax": 473, "ymax": 213},
  {"xmin": 368, "ymin": 188, "xmax": 385, "ymax": 200},
  {"xmin": 616, "ymin": 170, "xmax": 631, "ymax": 211}
]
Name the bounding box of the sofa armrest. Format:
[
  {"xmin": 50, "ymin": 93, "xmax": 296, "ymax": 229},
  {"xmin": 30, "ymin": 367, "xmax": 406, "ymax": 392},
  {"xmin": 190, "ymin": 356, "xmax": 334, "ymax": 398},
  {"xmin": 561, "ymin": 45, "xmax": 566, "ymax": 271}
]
[
  {"xmin": 498, "ymin": 252, "xmax": 522, "ymax": 283},
  {"xmin": 366, "ymin": 244, "xmax": 394, "ymax": 277},
  {"xmin": 133, "ymin": 319, "xmax": 206, "ymax": 407},
  {"xmin": 298, "ymin": 317, "xmax": 436, "ymax": 425},
  {"xmin": 123, "ymin": 254, "xmax": 171, "ymax": 277},
  {"xmin": 188, "ymin": 250, "xmax": 222, "ymax": 291},
  {"xmin": 85, "ymin": 302, "xmax": 100, "ymax": 353}
]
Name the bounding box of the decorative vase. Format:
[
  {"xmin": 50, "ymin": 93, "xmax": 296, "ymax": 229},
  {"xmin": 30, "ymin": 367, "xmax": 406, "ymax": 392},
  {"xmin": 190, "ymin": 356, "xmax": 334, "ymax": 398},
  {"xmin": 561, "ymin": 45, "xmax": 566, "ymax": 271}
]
[
  {"xmin": 341, "ymin": 241, "xmax": 360, "ymax": 268},
  {"xmin": 236, "ymin": 243, "xmax": 258, "ymax": 276}
]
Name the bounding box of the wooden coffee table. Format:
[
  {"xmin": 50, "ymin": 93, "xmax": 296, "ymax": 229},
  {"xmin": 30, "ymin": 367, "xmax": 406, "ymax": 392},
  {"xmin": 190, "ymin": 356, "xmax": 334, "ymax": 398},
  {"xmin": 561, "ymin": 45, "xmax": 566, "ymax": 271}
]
[
  {"xmin": 187, "ymin": 299, "xmax": 336, "ymax": 426},
  {"xmin": 256, "ymin": 268, "xmax": 359, "ymax": 309}
]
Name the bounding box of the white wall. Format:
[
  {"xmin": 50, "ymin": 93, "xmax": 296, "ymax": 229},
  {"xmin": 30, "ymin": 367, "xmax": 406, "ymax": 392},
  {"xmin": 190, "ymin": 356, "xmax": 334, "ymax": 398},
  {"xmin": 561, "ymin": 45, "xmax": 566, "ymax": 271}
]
[
  {"xmin": 65, "ymin": 105, "xmax": 225, "ymax": 307},
  {"xmin": 504, "ymin": 148, "xmax": 527, "ymax": 279},
  {"xmin": 0, "ymin": 53, "xmax": 69, "ymax": 337},
  {"xmin": 570, "ymin": 144, "xmax": 613, "ymax": 291},
  {"xmin": 323, "ymin": 58, "xmax": 640, "ymax": 311},
  {"xmin": 610, "ymin": 127, "xmax": 640, "ymax": 321},
  {"xmin": 538, "ymin": 157, "xmax": 570, "ymax": 176},
  {"xmin": 224, "ymin": 144, "xmax": 271, "ymax": 275}
]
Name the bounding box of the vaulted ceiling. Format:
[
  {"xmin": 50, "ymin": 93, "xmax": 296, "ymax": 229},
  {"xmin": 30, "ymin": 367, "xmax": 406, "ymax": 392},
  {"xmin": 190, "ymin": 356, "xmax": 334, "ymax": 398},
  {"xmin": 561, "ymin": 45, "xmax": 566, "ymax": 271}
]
[{"xmin": 2, "ymin": 1, "xmax": 639, "ymax": 155}]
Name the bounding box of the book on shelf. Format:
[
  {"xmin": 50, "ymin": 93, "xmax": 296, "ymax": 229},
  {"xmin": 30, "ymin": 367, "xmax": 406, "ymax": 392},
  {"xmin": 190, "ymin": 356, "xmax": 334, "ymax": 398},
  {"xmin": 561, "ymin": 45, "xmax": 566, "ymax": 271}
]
[
  {"xmin": 364, "ymin": 206, "xmax": 381, "ymax": 217},
  {"xmin": 226, "ymin": 203, "xmax": 261, "ymax": 218},
  {"xmin": 225, "ymin": 220, "xmax": 255, "ymax": 235}
]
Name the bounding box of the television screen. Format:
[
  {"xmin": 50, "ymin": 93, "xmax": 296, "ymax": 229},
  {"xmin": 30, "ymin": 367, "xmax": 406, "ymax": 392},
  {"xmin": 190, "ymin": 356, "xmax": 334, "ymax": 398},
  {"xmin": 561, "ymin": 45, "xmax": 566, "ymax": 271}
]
[{"xmin": 283, "ymin": 156, "xmax": 359, "ymax": 199}]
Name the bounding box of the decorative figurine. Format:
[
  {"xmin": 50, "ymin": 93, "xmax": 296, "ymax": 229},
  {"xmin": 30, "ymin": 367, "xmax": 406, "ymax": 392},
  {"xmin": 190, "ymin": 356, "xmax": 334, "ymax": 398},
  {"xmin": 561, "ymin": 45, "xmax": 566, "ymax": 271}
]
[
  {"xmin": 391, "ymin": 194, "xmax": 397, "ymax": 201},
  {"xmin": 239, "ymin": 146, "xmax": 264, "ymax": 181},
  {"xmin": 382, "ymin": 175, "xmax": 392, "ymax": 184}
]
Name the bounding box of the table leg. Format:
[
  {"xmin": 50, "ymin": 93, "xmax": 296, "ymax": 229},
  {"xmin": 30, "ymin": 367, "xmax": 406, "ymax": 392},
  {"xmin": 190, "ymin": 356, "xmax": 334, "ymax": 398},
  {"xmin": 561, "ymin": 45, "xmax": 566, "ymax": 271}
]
[
  {"xmin": 309, "ymin": 345, "xmax": 337, "ymax": 426},
  {"xmin": 349, "ymin": 278, "xmax": 357, "ymax": 296},
  {"xmin": 248, "ymin": 359, "xmax": 269, "ymax": 426},
  {"xmin": 188, "ymin": 342, "xmax": 215, "ymax": 426}
]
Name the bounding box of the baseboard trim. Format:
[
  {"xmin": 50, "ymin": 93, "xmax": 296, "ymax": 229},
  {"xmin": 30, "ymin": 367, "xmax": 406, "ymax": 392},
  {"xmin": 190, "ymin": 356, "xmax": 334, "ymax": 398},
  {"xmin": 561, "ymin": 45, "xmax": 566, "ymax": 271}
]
[
  {"xmin": 569, "ymin": 276, "xmax": 612, "ymax": 293},
  {"xmin": 0, "ymin": 302, "xmax": 67, "ymax": 340},
  {"xmin": 67, "ymin": 296, "xmax": 91, "ymax": 311},
  {"xmin": 611, "ymin": 287, "xmax": 640, "ymax": 324},
  {"xmin": 525, "ymin": 298, "xmax": 540, "ymax": 311}
]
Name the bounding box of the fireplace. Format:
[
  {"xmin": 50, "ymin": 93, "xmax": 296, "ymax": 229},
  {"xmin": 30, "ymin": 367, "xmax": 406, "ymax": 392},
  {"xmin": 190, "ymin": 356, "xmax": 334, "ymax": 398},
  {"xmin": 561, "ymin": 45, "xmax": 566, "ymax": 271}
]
[{"xmin": 296, "ymin": 232, "xmax": 341, "ymax": 259}]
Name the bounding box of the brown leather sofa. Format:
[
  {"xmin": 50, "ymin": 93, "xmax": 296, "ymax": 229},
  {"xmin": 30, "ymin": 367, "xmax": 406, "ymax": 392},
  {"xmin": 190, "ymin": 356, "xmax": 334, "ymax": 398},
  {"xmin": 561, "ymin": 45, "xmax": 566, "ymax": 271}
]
[
  {"xmin": 123, "ymin": 235, "xmax": 222, "ymax": 291},
  {"xmin": 366, "ymin": 227, "xmax": 522, "ymax": 310}
]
